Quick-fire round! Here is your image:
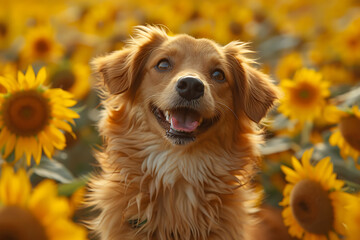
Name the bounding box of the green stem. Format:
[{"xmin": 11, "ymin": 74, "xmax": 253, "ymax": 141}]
[{"xmin": 300, "ymin": 121, "xmax": 312, "ymax": 146}]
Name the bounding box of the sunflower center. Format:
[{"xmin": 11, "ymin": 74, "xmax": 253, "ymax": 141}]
[
  {"xmin": 0, "ymin": 206, "xmax": 48, "ymax": 240},
  {"xmin": 293, "ymin": 83, "xmax": 319, "ymax": 106},
  {"xmin": 34, "ymin": 38, "xmax": 50, "ymax": 55},
  {"xmin": 96, "ymin": 20, "xmax": 105, "ymax": 30},
  {"xmin": 299, "ymin": 90, "xmax": 309, "ymax": 99},
  {"xmin": 290, "ymin": 179, "xmax": 334, "ymax": 235},
  {"xmin": 347, "ymin": 37, "xmax": 359, "ymax": 49},
  {"xmin": 0, "ymin": 84, "xmax": 6, "ymax": 94},
  {"xmin": 51, "ymin": 70, "xmax": 76, "ymax": 91},
  {"xmin": 3, "ymin": 90, "xmax": 50, "ymax": 136},
  {"xmin": 339, "ymin": 116, "xmax": 360, "ymax": 151},
  {"xmin": 229, "ymin": 22, "xmax": 243, "ymax": 35},
  {"xmin": 0, "ymin": 22, "xmax": 7, "ymax": 38}
]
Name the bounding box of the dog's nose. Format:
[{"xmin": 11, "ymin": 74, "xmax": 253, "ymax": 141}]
[{"xmin": 176, "ymin": 76, "xmax": 204, "ymax": 100}]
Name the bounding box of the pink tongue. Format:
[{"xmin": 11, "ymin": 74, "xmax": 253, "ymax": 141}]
[{"xmin": 170, "ymin": 110, "xmax": 200, "ymax": 132}]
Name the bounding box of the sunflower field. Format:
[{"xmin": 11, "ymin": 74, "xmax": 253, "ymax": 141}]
[{"xmin": 0, "ymin": 0, "xmax": 360, "ymax": 239}]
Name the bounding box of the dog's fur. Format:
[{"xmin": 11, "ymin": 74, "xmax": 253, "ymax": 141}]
[{"xmin": 87, "ymin": 25, "xmax": 278, "ymax": 240}]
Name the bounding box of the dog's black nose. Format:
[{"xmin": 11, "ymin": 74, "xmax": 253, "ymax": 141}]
[{"xmin": 176, "ymin": 76, "xmax": 204, "ymax": 100}]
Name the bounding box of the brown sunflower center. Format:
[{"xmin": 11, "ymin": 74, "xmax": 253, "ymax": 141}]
[
  {"xmin": 290, "ymin": 179, "xmax": 334, "ymax": 235},
  {"xmin": 0, "ymin": 22, "xmax": 7, "ymax": 38},
  {"xmin": 3, "ymin": 90, "xmax": 50, "ymax": 136},
  {"xmin": 0, "ymin": 206, "xmax": 48, "ymax": 240},
  {"xmin": 34, "ymin": 38, "xmax": 50, "ymax": 55},
  {"xmin": 339, "ymin": 116, "xmax": 360, "ymax": 151},
  {"xmin": 229, "ymin": 22, "xmax": 243, "ymax": 36},
  {"xmin": 51, "ymin": 70, "xmax": 76, "ymax": 91},
  {"xmin": 293, "ymin": 83, "xmax": 319, "ymax": 106},
  {"xmin": 0, "ymin": 84, "xmax": 6, "ymax": 94},
  {"xmin": 347, "ymin": 37, "xmax": 359, "ymax": 49}
]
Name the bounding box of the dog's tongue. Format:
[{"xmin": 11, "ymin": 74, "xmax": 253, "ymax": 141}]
[{"xmin": 170, "ymin": 109, "xmax": 200, "ymax": 132}]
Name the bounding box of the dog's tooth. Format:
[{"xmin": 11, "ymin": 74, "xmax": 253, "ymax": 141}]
[
  {"xmin": 199, "ymin": 117, "xmax": 203, "ymax": 125},
  {"xmin": 165, "ymin": 111, "xmax": 170, "ymax": 122}
]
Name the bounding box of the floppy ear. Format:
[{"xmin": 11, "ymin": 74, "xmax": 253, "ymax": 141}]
[
  {"xmin": 224, "ymin": 42, "xmax": 278, "ymax": 123},
  {"xmin": 92, "ymin": 25, "xmax": 168, "ymax": 95},
  {"xmin": 243, "ymin": 65, "xmax": 278, "ymax": 123}
]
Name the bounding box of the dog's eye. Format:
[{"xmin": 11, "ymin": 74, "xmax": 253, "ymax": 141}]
[
  {"xmin": 156, "ymin": 59, "xmax": 172, "ymax": 72},
  {"xmin": 211, "ymin": 69, "xmax": 226, "ymax": 83}
]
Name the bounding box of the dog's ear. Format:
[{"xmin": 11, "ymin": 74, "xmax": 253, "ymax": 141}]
[
  {"xmin": 243, "ymin": 65, "xmax": 278, "ymax": 123},
  {"xmin": 92, "ymin": 25, "xmax": 168, "ymax": 95},
  {"xmin": 224, "ymin": 42, "xmax": 278, "ymax": 123}
]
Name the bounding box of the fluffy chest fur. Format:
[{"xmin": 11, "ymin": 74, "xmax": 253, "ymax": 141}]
[{"xmin": 88, "ymin": 106, "xmax": 258, "ymax": 240}]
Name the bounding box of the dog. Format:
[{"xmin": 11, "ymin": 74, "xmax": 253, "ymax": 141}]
[{"xmin": 87, "ymin": 25, "xmax": 278, "ymax": 240}]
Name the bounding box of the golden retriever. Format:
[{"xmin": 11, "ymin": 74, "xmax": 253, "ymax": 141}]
[{"xmin": 87, "ymin": 25, "xmax": 278, "ymax": 240}]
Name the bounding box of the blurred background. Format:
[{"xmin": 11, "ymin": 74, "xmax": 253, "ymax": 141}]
[{"xmin": 0, "ymin": 0, "xmax": 359, "ymax": 239}]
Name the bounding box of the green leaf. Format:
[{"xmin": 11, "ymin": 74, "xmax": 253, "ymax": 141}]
[
  {"xmin": 57, "ymin": 175, "xmax": 89, "ymax": 197},
  {"xmin": 260, "ymin": 136, "xmax": 293, "ymax": 155},
  {"xmin": 31, "ymin": 157, "xmax": 74, "ymax": 183}
]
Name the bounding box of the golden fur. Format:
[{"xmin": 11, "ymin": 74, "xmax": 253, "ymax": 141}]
[{"xmin": 87, "ymin": 25, "xmax": 278, "ymax": 240}]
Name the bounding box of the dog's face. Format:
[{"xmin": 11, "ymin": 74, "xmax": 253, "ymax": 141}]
[{"xmin": 93, "ymin": 26, "xmax": 277, "ymax": 145}]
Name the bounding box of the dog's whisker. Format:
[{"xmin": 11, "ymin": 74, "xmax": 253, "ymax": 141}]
[
  {"xmin": 143, "ymin": 93, "xmax": 163, "ymax": 105},
  {"xmin": 216, "ymin": 101, "xmax": 239, "ymax": 120}
]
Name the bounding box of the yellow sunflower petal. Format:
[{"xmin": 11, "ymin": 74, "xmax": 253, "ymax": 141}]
[
  {"xmin": 51, "ymin": 119, "xmax": 76, "ymax": 138},
  {"xmin": 0, "ymin": 127, "xmax": 11, "ymax": 149},
  {"xmin": 44, "ymin": 88, "xmax": 75, "ymax": 100},
  {"xmin": 3, "ymin": 132, "xmax": 16, "ymax": 158},
  {"xmin": 292, "ymin": 156, "xmax": 305, "ymax": 177},
  {"xmin": 313, "ymin": 156, "xmax": 331, "ymax": 184},
  {"xmin": 28, "ymin": 180, "xmax": 71, "ymax": 224},
  {"xmin": 304, "ymin": 232, "xmax": 327, "ymax": 240},
  {"xmin": 47, "ymin": 218, "xmax": 87, "ymax": 240},
  {"xmin": 33, "ymin": 141, "xmax": 42, "ymax": 164},
  {"xmin": 0, "ymin": 166, "xmax": 31, "ymax": 206},
  {"xmin": 36, "ymin": 67, "xmax": 47, "ymax": 85},
  {"xmin": 17, "ymin": 71, "xmax": 26, "ymax": 87},
  {"xmin": 25, "ymin": 65, "xmax": 36, "ymax": 86},
  {"xmin": 14, "ymin": 137, "xmax": 26, "ymax": 162},
  {"xmin": 27, "ymin": 137, "xmax": 39, "ymax": 165},
  {"xmin": 329, "ymin": 130, "xmax": 340, "ymax": 146},
  {"xmin": 38, "ymin": 130, "xmax": 54, "ymax": 159},
  {"xmin": 52, "ymin": 105, "xmax": 80, "ymax": 120},
  {"xmin": 352, "ymin": 105, "xmax": 360, "ymax": 118},
  {"xmin": 22, "ymin": 137, "xmax": 33, "ymax": 165},
  {"xmin": 46, "ymin": 126, "xmax": 66, "ymax": 150},
  {"xmin": 0, "ymin": 76, "xmax": 16, "ymax": 92},
  {"xmin": 301, "ymin": 148, "xmax": 314, "ymax": 174},
  {"xmin": 281, "ymin": 165, "xmax": 301, "ymax": 184},
  {"xmin": 282, "ymin": 207, "xmax": 304, "ymax": 238}
]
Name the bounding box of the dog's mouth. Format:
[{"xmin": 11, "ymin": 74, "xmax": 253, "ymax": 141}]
[{"xmin": 151, "ymin": 104, "xmax": 219, "ymax": 145}]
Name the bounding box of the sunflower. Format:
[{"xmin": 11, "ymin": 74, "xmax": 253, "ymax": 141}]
[
  {"xmin": 0, "ymin": 66, "xmax": 79, "ymax": 165},
  {"xmin": 335, "ymin": 17, "xmax": 360, "ymax": 65},
  {"xmin": 329, "ymin": 106, "xmax": 360, "ymax": 166},
  {"xmin": 79, "ymin": 2, "xmax": 118, "ymax": 37},
  {"xmin": 280, "ymin": 148, "xmax": 351, "ymax": 239},
  {"xmin": 0, "ymin": 165, "xmax": 87, "ymax": 240},
  {"xmin": 320, "ymin": 64, "xmax": 354, "ymax": 85},
  {"xmin": 49, "ymin": 62, "xmax": 91, "ymax": 100},
  {"xmin": 20, "ymin": 25, "xmax": 63, "ymax": 65},
  {"xmin": 276, "ymin": 52, "xmax": 303, "ymax": 81},
  {"xmin": 278, "ymin": 68, "xmax": 330, "ymax": 123}
]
